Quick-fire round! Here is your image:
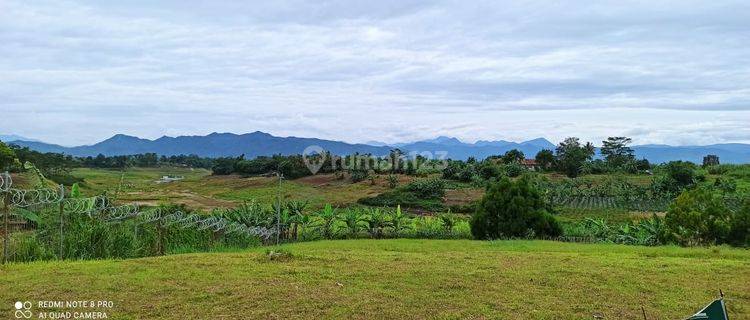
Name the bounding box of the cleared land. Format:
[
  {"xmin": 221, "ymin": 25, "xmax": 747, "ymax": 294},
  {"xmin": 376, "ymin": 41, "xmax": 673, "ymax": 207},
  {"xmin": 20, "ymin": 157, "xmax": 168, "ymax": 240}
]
[
  {"xmin": 2, "ymin": 239, "xmax": 748, "ymax": 319},
  {"xmin": 70, "ymin": 168, "xmax": 408, "ymax": 210},
  {"xmin": 68, "ymin": 168, "xmax": 663, "ymax": 222}
]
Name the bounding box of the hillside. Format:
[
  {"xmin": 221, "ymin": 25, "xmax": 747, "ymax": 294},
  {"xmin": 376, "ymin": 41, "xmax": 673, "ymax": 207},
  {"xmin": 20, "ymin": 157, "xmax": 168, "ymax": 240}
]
[{"xmin": 1, "ymin": 240, "xmax": 747, "ymax": 319}]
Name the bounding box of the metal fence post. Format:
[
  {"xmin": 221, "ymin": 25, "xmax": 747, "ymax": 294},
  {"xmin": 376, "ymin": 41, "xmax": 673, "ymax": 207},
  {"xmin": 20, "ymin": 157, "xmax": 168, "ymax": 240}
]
[
  {"xmin": 2, "ymin": 172, "xmax": 10, "ymax": 265},
  {"xmin": 58, "ymin": 184, "xmax": 65, "ymax": 260},
  {"xmin": 156, "ymin": 214, "xmax": 165, "ymax": 256}
]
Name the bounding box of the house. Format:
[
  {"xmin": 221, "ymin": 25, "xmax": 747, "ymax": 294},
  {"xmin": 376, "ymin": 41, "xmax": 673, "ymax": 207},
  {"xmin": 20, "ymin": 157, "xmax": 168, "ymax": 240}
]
[{"xmin": 520, "ymin": 159, "xmax": 538, "ymax": 171}]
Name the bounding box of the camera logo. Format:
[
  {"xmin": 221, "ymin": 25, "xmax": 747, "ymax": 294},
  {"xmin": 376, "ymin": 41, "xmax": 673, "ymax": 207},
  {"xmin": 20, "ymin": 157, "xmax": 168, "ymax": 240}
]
[{"xmin": 14, "ymin": 301, "xmax": 32, "ymax": 319}]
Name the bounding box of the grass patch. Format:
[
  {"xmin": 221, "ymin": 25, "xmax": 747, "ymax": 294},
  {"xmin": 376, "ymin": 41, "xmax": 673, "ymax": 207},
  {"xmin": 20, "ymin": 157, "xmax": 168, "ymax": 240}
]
[{"xmin": 1, "ymin": 239, "xmax": 748, "ymax": 319}]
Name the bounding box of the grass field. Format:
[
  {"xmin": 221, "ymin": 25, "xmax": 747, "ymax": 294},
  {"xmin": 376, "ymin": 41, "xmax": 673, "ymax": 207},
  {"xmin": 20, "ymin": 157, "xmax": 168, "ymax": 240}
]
[{"xmin": 1, "ymin": 239, "xmax": 748, "ymax": 319}]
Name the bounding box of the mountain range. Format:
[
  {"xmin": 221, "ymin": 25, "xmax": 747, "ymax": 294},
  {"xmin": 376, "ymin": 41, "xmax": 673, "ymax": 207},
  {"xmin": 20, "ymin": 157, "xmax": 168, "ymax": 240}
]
[{"xmin": 3, "ymin": 132, "xmax": 750, "ymax": 163}]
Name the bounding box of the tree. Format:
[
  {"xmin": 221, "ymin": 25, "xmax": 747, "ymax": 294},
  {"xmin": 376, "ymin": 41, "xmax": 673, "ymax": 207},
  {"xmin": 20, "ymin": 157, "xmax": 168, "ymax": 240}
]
[
  {"xmin": 534, "ymin": 149, "xmax": 554, "ymax": 171},
  {"xmin": 470, "ymin": 177, "xmax": 562, "ymax": 239},
  {"xmin": 651, "ymin": 161, "xmax": 701, "ymax": 195},
  {"xmin": 665, "ymin": 187, "xmax": 731, "ymax": 246},
  {"xmin": 600, "ymin": 137, "xmax": 635, "ymax": 170},
  {"xmin": 702, "ymin": 154, "xmax": 720, "ymax": 167},
  {"xmin": 0, "ymin": 141, "xmax": 17, "ymax": 171},
  {"xmin": 554, "ymin": 137, "xmax": 594, "ymax": 178},
  {"xmin": 501, "ymin": 149, "xmax": 524, "ymax": 164}
]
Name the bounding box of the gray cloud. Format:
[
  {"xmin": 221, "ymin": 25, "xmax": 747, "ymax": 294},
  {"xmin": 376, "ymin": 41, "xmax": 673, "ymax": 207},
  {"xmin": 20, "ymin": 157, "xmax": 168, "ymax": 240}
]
[{"xmin": 1, "ymin": 0, "xmax": 749, "ymax": 146}]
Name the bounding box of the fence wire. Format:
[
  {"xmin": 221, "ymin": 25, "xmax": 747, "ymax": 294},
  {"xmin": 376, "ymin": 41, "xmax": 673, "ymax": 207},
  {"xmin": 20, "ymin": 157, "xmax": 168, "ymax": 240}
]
[{"xmin": 0, "ymin": 172, "xmax": 275, "ymax": 263}]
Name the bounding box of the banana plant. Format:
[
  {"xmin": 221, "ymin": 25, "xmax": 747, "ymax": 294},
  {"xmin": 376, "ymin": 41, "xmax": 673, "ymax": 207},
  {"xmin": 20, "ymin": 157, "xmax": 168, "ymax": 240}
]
[
  {"xmin": 362, "ymin": 208, "xmax": 391, "ymax": 238},
  {"xmin": 339, "ymin": 208, "xmax": 365, "ymax": 238},
  {"xmin": 286, "ymin": 200, "xmax": 308, "ymax": 240},
  {"xmin": 438, "ymin": 212, "xmax": 457, "ymax": 234},
  {"xmin": 315, "ymin": 204, "xmax": 339, "ymax": 239},
  {"xmin": 389, "ymin": 205, "xmax": 411, "ymax": 236}
]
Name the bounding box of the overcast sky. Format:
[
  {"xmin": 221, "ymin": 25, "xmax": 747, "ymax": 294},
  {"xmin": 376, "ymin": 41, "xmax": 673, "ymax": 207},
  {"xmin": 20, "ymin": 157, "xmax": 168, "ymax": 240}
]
[{"xmin": 1, "ymin": 0, "xmax": 749, "ymax": 146}]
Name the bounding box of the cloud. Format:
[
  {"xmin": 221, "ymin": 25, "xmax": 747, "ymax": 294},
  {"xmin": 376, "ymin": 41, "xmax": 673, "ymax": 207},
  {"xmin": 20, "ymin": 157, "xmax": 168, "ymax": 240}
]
[{"xmin": 0, "ymin": 0, "xmax": 749, "ymax": 146}]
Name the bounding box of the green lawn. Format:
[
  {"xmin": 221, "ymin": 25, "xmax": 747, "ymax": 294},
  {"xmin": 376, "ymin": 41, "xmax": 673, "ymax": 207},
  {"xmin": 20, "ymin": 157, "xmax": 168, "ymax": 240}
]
[{"xmin": 1, "ymin": 239, "xmax": 748, "ymax": 319}]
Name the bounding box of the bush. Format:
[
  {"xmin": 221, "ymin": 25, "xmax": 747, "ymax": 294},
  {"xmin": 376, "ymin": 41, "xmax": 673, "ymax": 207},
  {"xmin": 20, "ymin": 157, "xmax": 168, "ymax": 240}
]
[
  {"xmin": 470, "ymin": 177, "xmax": 562, "ymax": 239},
  {"xmin": 349, "ymin": 169, "xmax": 370, "ymax": 182},
  {"xmin": 729, "ymin": 200, "xmax": 750, "ymax": 246},
  {"xmin": 503, "ymin": 163, "xmax": 525, "ymax": 178},
  {"xmin": 664, "ymin": 188, "xmax": 733, "ymax": 246},
  {"xmin": 404, "ymin": 178, "xmax": 445, "ymax": 199}
]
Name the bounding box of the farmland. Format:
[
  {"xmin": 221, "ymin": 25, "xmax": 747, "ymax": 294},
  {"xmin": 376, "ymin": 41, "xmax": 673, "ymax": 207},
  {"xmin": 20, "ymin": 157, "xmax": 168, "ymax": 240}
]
[{"xmin": 67, "ymin": 167, "xmax": 662, "ymax": 222}]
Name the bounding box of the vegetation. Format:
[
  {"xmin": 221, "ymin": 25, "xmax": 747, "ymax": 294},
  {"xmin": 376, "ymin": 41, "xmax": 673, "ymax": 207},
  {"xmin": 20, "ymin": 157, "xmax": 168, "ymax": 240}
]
[
  {"xmin": 0, "ymin": 141, "xmax": 16, "ymax": 171},
  {"xmin": 358, "ymin": 178, "xmax": 446, "ymax": 210},
  {"xmin": 471, "ymin": 177, "xmax": 562, "ymax": 239},
  {"xmin": 663, "ymin": 187, "xmax": 749, "ymax": 246},
  {"xmin": 2, "ymin": 240, "xmax": 748, "ymax": 319}
]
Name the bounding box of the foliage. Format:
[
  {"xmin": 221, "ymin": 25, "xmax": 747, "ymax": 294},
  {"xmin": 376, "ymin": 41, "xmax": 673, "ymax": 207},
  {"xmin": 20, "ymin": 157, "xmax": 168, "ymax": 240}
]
[
  {"xmin": 360, "ymin": 178, "xmax": 446, "ymax": 210},
  {"xmin": 349, "ymin": 168, "xmax": 370, "ymax": 183},
  {"xmin": 501, "ymin": 149, "xmax": 525, "ymax": 164},
  {"xmin": 404, "ymin": 178, "xmax": 445, "ymax": 198},
  {"xmin": 471, "ymin": 177, "xmax": 562, "ymax": 239},
  {"xmin": 563, "ymin": 217, "xmax": 666, "ymax": 246},
  {"xmin": 534, "ymin": 149, "xmax": 554, "ymax": 171},
  {"xmin": 600, "ymin": 136, "xmax": 635, "ymax": 170},
  {"xmin": 554, "ymin": 137, "xmax": 595, "ymax": 178},
  {"xmin": 386, "ymin": 174, "xmax": 399, "ymax": 188},
  {"xmin": 502, "ymin": 163, "xmax": 525, "ymax": 178},
  {"xmin": 702, "ymin": 154, "xmax": 720, "ymax": 167},
  {"xmin": 0, "ymin": 141, "xmax": 18, "ymax": 171},
  {"xmin": 316, "ymin": 204, "xmax": 339, "ymax": 239},
  {"xmin": 651, "ymin": 161, "xmax": 703, "ymax": 195},
  {"xmin": 664, "ymin": 187, "xmax": 748, "ymax": 246}
]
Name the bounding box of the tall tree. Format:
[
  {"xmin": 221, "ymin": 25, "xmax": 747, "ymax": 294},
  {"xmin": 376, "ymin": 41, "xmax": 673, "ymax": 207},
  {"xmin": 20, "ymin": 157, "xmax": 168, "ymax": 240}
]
[
  {"xmin": 534, "ymin": 149, "xmax": 554, "ymax": 171},
  {"xmin": 501, "ymin": 149, "xmax": 525, "ymax": 164},
  {"xmin": 555, "ymin": 137, "xmax": 594, "ymax": 178},
  {"xmin": 0, "ymin": 141, "xmax": 16, "ymax": 171},
  {"xmin": 702, "ymin": 154, "xmax": 720, "ymax": 167},
  {"xmin": 600, "ymin": 137, "xmax": 634, "ymax": 169}
]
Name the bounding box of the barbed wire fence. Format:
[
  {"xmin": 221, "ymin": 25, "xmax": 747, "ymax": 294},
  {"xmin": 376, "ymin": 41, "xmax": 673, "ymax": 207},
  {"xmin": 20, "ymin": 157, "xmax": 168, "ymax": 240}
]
[{"xmin": 0, "ymin": 171, "xmax": 275, "ymax": 264}]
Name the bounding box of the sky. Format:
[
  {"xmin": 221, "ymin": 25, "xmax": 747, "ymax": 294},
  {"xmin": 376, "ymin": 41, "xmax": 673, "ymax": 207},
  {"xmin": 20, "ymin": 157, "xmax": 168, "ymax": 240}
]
[{"xmin": 1, "ymin": 0, "xmax": 749, "ymax": 147}]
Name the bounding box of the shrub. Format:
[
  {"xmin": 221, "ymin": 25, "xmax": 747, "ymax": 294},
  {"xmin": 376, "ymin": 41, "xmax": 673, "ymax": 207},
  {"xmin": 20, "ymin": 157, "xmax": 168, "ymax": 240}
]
[
  {"xmin": 349, "ymin": 169, "xmax": 370, "ymax": 183},
  {"xmin": 386, "ymin": 174, "xmax": 399, "ymax": 189},
  {"xmin": 470, "ymin": 177, "xmax": 562, "ymax": 239},
  {"xmin": 476, "ymin": 162, "xmax": 503, "ymax": 180},
  {"xmin": 503, "ymin": 163, "xmax": 525, "ymax": 178},
  {"xmin": 729, "ymin": 200, "xmax": 750, "ymax": 246},
  {"xmin": 664, "ymin": 187, "xmax": 732, "ymax": 246},
  {"xmin": 405, "ymin": 178, "xmax": 445, "ymax": 199}
]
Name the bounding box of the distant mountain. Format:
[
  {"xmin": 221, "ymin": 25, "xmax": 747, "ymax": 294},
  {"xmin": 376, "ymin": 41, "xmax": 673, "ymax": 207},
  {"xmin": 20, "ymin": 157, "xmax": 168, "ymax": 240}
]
[
  {"xmin": 6, "ymin": 132, "xmax": 750, "ymax": 163},
  {"xmin": 633, "ymin": 144, "xmax": 750, "ymax": 164},
  {"xmin": 398, "ymin": 137, "xmax": 555, "ymax": 160},
  {"xmin": 9, "ymin": 132, "xmax": 393, "ymax": 158},
  {"xmin": 0, "ymin": 134, "xmax": 39, "ymax": 143}
]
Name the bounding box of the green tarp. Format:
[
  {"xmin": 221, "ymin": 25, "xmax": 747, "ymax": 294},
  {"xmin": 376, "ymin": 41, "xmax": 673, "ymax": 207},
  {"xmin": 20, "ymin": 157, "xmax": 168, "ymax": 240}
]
[{"xmin": 686, "ymin": 298, "xmax": 729, "ymax": 320}]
